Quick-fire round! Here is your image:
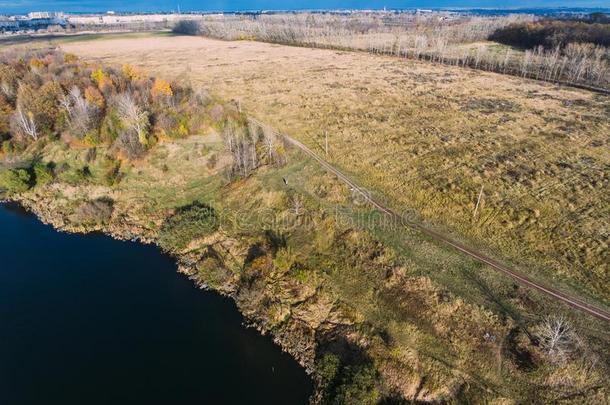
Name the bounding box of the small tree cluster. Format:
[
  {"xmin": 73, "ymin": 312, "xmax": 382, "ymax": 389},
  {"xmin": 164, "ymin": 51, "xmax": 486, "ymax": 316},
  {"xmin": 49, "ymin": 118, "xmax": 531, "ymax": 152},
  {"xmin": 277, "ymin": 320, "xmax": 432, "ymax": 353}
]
[
  {"xmin": 222, "ymin": 119, "xmax": 286, "ymax": 179},
  {"xmin": 158, "ymin": 202, "xmax": 219, "ymax": 252},
  {"xmin": 490, "ymin": 19, "xmax": 610, "ymax": 49},
  {"xmin": 0, "ymin": 49, "xmax": 209, "ymax": 159},
  {"xmin": 72, "ymin": 197, "xmax": 115, "ymax": 226}
]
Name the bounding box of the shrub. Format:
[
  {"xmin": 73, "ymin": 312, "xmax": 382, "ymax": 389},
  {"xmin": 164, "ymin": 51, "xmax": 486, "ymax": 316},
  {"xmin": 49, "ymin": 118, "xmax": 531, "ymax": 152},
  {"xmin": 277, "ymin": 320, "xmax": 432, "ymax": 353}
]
[
  {"xmin": 58, "ymin": 165, "xmax": 90, "ymax": 185},
  {"xmin": 63, "ymin": 53, "xmax": 78, "ymax": 64},
  {"xmin": 332, "ymin": 365, "xmax": 379, "ymax": 405},
  {"xmin": 101, "ymin": 157, "xmax": 122, "ymax": 186},
  {"xmin": 158, "ymin": 202, "xmax": 219, "ymax": 251},
  {"xmin": 73, "ymin": 197, "xmax": 114, "ymax": 226},
  {"xmin": 151, "ymin": 78, "xmax": 173, "ymax": 99},
  {"xmin": 100, "ymin": 108, "xmax": 123, "ymax": 143},
  {"xmin": 0, "ymin": 168, "xmax": 31, "ymax": 195},
  {"xmin": 206, "ymin": 153, "xmax": 217, "ymax": 169},
  {"xmin": 173, "ymin": 20, "xmax": 201, "ymax": 35},
  {"xmin": 317, "ymin": 353, "xmax": 341, "ymax": 385},
  {"xmin": 154, "ymin": 109, "xmax": 189, "ymax": 139},
  {"xmin": 1, "ymin": 140, "xmax": 14, "ymax": 154},
  {"xmin": 33, "ymin": 162, "xmax": 54, "ymax": 186}
]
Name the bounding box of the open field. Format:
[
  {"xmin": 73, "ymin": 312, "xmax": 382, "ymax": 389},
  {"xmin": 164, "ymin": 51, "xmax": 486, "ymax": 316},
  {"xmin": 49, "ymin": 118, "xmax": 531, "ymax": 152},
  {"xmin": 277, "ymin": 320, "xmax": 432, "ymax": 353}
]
[
  {"xmin": 179, "ymin": 13, "xmax": 609, "ymax": 90},
  {"xmin": 0, "ymin": 31, "xmax": 172, "ymax": 49},
  {"xmin": 61, "ymin": 34, "xmax": 610, "ymax": 307}
]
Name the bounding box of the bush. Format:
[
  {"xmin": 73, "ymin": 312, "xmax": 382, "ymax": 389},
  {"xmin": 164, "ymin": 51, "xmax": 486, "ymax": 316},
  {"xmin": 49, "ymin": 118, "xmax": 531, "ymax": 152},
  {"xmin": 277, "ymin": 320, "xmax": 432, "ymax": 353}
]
[
  {"xmin": 58, "ymin": 165, "xmax": 90, "ymax": 185},
  {"xmin": 1, "ymin": 140, "xmax": 14, "ymax": 154},
  {"xmin": 73, "ymin": 197, "xmax": 114, "ymax": 226},
  {"xmin": 33, "ymin": 162, "xmax": 54, "ymax": 186},
  {"xmin": 0, "ymin": 168, "xmax": 31, "ymax": 195},
  {"xmin": 173, "ymin": 20, "xmax": 201, "ymax": 35},
  {"xmin": 332, "ymin": 365, "xmax": 379, "ymax": 405},
  {"xmin": 317, "ymin": 353, "xmax": 341, "ymax": 385},
  {"xmin": 101, "ymin": 157, "xmax": 122, "ymax": 186},
  {"xmin": 158, "ymin": 201, "xmax": 219, "ymax": 251}
]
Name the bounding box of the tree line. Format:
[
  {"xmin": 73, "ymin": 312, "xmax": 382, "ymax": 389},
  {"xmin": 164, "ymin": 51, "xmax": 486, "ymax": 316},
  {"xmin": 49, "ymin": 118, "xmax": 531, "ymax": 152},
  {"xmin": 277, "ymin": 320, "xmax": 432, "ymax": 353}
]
[
  {"xmin": 173, "ymin": 12, "xmax": 610, "ymax": 91},
  {"xmin": 490, "ymin": 18, "xmax": 610, "ymax": 49}
]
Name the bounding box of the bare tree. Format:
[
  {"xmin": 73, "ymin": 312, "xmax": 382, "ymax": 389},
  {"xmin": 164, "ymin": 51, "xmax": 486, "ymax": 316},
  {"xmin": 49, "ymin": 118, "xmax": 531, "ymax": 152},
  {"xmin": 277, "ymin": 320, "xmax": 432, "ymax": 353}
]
[
  {"xmin": 291, "ymin": 194, "xmax": 304, "ymax": 216},
  {"xmin": 223, "ymin": 122, "xmax": 258, "ymax": 178},
  {"xmin": 116, "ymin": 92, "xmax": 149, "ymax": 144},
  {"xmin": 61, "ymin": 86, "xmax": 98, "ymax": 137},
  {"xmin": 0, "ymin": 81, "xmax": 15, "ymax": 100},
  {"xmin": 537, "ymin": 315, "xmax": 577, "ymax": 363},
  {"xmin": 13, "ymin": 107, "xmax": 38, "ymax": 140}
]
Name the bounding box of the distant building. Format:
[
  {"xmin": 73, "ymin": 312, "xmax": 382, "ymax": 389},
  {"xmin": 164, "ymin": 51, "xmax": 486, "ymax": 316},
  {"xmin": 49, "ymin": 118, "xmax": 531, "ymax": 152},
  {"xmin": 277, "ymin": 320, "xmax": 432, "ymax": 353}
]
[
  {"xmin": 27, "ymin": 11, "xmax": 64, "ymax": 19},
  {"xmin": 67, "ymin": 13, "xmax": 205, "ymax": 26},
  {"xmin": 0, "ymin": 16, "xmax": 19, "ymax": 30}
]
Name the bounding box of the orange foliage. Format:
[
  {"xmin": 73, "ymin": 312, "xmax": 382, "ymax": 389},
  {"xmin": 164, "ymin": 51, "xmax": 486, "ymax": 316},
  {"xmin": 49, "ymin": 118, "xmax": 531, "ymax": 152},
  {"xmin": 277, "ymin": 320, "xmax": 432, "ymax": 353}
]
[
  {"xmin": 122, "ymin": 64, "xmax": 141, "ymax": 81},
  {"xmin": 248, "ymin": 255, "xmax": 273, "ymax": 276},
  {"xmin": 84, "ymin": 86, "xmax": 105, "ymax": 109},
  {"xmin": 151, "ymin": 78, "xmax": 173, "ymax": 98},
  {"xmin": 91, "ymin": 69, "xmax": 113, "ymax": 91},
  {"xmin": 29, "ymin": 58, "xmax": 45, "ymax": 70}
]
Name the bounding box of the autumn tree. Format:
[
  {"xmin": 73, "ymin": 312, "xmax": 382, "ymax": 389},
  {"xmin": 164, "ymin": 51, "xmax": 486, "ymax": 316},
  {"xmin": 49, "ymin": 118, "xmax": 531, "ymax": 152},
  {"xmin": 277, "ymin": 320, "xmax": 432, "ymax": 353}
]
[
  {"xmin": 91, "ymin": 68, "xmax": 113, "ymax": 92},
  {"xmin": 0, "ymin": 65, "xmax": 19, "ymax": 102},
  {"xmin": 0, "ymin": 95, "xmax": 13, "ymax": 140},
  {"xmin": 11, "ymin": 81, "xmax": 58, "ymax": 141},
  {"xmin": 122, "ymin": 64, "xmax": 141, "ymax": 82},
  {"xmin": 151, "ymin": 78, "xmax": 173, "ymax": 99}
]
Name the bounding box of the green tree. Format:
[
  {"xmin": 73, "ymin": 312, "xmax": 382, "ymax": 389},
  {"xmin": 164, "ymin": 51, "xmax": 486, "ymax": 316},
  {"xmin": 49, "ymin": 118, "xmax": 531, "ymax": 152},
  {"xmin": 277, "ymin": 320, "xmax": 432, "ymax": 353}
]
[
  {"xmin": 0, "ymin": 168, "xmax": 31, "ymax": 195},
  {"xmin": 33, "ymin": 162, "xmax": 54, "ymax": 186},
  {"xmin": 158, "ymin": 202, "xmax": 219, "ymax": 251}
]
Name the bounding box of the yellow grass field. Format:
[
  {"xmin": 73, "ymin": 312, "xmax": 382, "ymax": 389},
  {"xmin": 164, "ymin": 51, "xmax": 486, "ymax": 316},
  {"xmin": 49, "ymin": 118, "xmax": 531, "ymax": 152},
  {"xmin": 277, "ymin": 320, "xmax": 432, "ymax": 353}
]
[{"xmin": 61, "ymin": 35, "xmax": 610, "ymax": 305}]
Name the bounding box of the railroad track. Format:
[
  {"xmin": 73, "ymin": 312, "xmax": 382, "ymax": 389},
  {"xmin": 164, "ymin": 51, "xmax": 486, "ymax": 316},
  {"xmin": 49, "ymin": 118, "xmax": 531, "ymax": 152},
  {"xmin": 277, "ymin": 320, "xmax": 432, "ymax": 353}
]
[{"xmin": 249, "ymin": 117, "xmax": 610, "ymax": 323}]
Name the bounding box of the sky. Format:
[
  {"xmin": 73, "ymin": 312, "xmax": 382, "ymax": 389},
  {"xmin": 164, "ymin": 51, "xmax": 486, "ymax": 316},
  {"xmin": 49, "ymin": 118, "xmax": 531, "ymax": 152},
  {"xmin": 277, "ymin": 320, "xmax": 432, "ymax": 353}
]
[{"xmin": 1, "ymin": 0, "xmax": 609, "ymax": 14}]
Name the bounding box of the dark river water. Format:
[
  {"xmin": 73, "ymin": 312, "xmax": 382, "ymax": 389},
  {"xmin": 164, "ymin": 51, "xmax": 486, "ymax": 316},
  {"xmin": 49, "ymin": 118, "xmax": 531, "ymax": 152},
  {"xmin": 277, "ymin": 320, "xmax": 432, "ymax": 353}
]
[{"xmin": 0, "ymin": 202, "xmax": 312, "ymax": 405}]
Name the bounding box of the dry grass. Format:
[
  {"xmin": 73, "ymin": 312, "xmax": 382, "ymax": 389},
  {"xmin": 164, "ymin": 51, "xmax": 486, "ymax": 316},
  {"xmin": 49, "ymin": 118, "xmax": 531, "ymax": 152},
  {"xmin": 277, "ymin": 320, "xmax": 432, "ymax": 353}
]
[{"xmin": 62, "ymin": 35, "xmax": 610, "ymax": 306}]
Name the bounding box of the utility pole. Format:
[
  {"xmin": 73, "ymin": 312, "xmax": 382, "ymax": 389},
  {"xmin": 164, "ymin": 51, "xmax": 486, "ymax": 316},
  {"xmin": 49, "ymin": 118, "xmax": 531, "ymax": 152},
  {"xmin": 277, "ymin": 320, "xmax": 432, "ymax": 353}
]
[{"xmin": 474, "ymin": 185, "xmax": 484, "ymax": 219}]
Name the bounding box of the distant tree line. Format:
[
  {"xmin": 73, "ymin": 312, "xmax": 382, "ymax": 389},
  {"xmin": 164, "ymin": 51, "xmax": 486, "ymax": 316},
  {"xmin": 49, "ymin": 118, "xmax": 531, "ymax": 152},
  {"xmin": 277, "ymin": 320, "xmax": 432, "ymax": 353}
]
[
  {"xmin": 490, "ymin": 18, "xmax": 610, "ymax": 49},
  {"xmin": 172, "ymin": 13, "xmax": 610, "ymax": 91}
]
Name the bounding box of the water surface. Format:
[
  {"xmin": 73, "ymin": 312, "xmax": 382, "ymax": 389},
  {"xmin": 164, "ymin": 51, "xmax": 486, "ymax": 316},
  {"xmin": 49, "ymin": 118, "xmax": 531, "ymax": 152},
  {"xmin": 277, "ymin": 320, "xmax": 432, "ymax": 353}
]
[{"xmin": 0, "ymin": 202, "xmax": 312, "ymax": 405}]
